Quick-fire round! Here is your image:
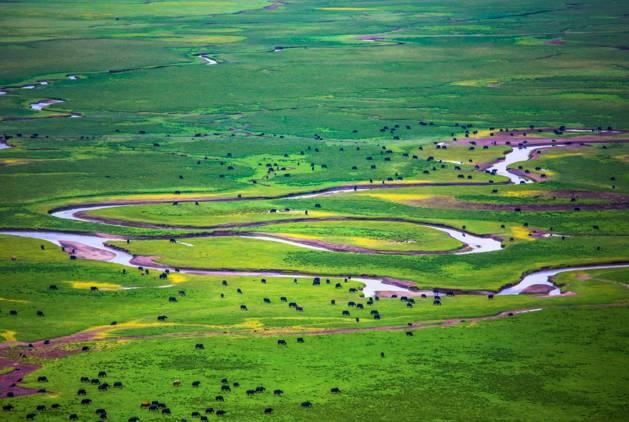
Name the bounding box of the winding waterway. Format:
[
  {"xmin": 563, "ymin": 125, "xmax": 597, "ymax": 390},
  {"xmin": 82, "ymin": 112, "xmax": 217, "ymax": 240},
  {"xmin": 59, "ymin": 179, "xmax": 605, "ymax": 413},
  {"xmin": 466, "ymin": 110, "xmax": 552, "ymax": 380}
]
[
  {"xmin": 5, "ymin": 141, "xmax": 625, "ymax": 297},
  {"xmin": 486, "ymin": 145, "xmax": 553, "ymax": 184}
]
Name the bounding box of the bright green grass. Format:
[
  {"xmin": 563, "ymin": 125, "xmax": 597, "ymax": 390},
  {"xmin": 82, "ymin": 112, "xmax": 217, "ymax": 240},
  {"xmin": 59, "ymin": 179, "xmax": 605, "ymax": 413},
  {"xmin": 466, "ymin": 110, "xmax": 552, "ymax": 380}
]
[
  {"xmin": 1, "ymin": 235, "xmax": 627, "ymax": 343},
  {"xmin": 109, "ymin": 233, "xmax": 629, "ymax": 291},
  {"xmin": 251, "ymin": 219, "xmax": 463, "ymax": 252},
  {"xmin": 3, "ymin": 306, "xmax": 628, "ymax": 420}
]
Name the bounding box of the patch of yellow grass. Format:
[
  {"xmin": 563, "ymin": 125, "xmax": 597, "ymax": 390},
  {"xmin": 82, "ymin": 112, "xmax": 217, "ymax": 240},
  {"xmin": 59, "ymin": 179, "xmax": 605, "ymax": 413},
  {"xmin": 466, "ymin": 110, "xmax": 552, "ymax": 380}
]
[
  {"xmin": 70, "ymin": 281, "xmax": 122, "ymax": 291},
  {"xmin": 168, "ymin": 273, "xmax": 188, "ymax": 283},
  {"xmin": 1, "ymin": 330, "xmax": 17, "ymax": 342},
  {"xmin": 235, "ymin": 319, "xmax": 264, "ymax": 330},
  {"xmin": 501, "ymin": 190, "xmax": 546, "ymax": 198},
  {"xmin": 91, "ymin": 321, "xmax": 176, "ymax": 339},
  {"xmin": 614, "ymin": 154, "xmax": 629, "ymax": 162},
  {"xmin": 470, "ymin": 129, "xmax": 493, "ymax": 138},
  {"xmin": 345, "ymin": 236, "xmax": 387, "ymax": 248},
  {"xmin": 274, "ymin": 232, "xmax": 320, "ymax": 240},
  {"xmin": 511, "ymin": 226, "xmax": 533, "ymax": 241},
  {"xmin": 0, "ymin": 159, "xmax": 31, "ymax": 166}
]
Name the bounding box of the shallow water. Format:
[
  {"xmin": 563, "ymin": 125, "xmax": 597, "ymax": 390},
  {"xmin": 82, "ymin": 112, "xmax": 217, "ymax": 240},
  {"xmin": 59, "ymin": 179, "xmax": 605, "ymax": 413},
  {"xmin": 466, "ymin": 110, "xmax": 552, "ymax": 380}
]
[
  {"xmin": 52, "ymin": 203, "xmax": 501, "ymax": 256},
  {"xmin": 198, "ymin": 55, "xmax": 218, "ymax": 65},
  {"xmin": 4, "ymin": 231, "xmax": 624, "ymax": 297},
  {"xmin": 487, "ymin": 145, "xmax": 553, "ymax": 184},
  {"xmin": 0, "ymin": 230, "xmax": 405, "ymax": 297},
  {"xmin": 430, "ymin": 226, "xmax": 502, "ymax": 255},
  {"xmin": 499, "ymin": 263, "xmax": 629, "ymax": 295},
  {"xmin": 30, "ymin": 99, "xmax": 64, "ymax": 111},
  {"xmin": 0, "ymin": 231, "xmax": 134, "ymax": 266}
]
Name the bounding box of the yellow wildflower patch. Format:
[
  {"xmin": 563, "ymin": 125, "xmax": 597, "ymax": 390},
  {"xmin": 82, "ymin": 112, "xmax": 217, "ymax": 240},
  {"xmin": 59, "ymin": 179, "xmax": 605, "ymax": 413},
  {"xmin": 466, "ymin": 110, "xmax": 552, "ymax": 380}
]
[
  {"xmin": 345, "ymin": 236, "xmax": 387, "ymax": 248},
  {"xmin": 0, "ymin": 159, "xmax": 31, "ymax": 166},
  {"xmin": 91, "ymin": 321, "xmax": 176, "ymax": 339},
  {"xmin": 168, "ymin": 273, "xmax": 188, "ymax": 283},
  {"xmin": 70, "ymin": 281, "xmax": 122, "ymax": 291},
  {"xmin": 1, "ymin": 330, "xmax": 17, "ymax": 342},
  {"xmin": 511, "ymin": 226, "xmax": 533, "ymax": 240},
  {"xmin": 273, "ymin": 232, "xmax": 320, "ymax": 240},
  {"xmin": 500, "ymin": 190, "xmax": 546, "ymax": 198},
  {"xmin": 235, "ymin": 319, "xmax": 265, "ymax": 330}
]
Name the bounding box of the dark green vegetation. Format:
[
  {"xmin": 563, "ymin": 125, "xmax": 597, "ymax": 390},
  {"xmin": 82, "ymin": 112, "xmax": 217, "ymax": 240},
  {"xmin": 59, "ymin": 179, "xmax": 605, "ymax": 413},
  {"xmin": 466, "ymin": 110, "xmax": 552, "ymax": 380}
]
[{"xmin": 1, "ymin": 0, "xmax": 628, "ymax": 420}]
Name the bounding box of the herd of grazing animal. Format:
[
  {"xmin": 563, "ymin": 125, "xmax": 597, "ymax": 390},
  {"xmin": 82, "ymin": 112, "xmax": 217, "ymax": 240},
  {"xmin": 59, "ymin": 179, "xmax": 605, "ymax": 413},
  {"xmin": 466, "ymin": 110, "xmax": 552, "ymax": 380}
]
[{"xmin": 1, "ymin": 268, "xmax": 467, "ymax": 418}]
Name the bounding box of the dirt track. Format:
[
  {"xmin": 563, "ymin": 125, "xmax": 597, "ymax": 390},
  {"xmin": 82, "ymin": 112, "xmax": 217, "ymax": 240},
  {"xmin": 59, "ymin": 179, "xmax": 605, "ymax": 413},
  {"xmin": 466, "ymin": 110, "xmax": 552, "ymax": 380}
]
[{"xmin": 0, "ymin": 307, "xmax": 541, "ymax": 397}]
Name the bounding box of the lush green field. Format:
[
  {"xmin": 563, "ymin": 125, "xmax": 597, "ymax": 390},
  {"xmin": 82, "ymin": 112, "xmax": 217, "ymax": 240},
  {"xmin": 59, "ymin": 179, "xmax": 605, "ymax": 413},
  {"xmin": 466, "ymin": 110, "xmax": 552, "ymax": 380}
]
[{"xmin": 0, "ymin": 0, "xmax": 628, "ymax": 420}]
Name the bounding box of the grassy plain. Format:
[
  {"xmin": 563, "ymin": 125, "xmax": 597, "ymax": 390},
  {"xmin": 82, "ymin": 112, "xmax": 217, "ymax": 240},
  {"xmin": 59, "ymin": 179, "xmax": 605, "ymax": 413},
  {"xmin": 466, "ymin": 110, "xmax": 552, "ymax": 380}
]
[{"xmin": 0, "ymin": 0, "xmax": 628, "ymax": 420}]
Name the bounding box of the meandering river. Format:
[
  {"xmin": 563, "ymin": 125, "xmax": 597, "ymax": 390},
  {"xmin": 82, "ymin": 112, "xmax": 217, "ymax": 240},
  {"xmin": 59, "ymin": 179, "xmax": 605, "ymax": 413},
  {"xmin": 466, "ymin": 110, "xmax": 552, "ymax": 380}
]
[{"xmin": 5, "ymin": 141, "xmax": 625, "ymax": 297}]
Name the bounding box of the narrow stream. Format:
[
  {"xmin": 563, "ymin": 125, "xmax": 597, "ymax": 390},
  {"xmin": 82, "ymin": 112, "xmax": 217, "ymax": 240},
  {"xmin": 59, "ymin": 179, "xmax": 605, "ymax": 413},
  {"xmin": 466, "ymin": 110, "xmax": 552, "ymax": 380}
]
[
  {"xmin": 486, "ymin": 145, "xmax": 553, "ymax": 184},
  {"xmin": 2, "ymin": 231, "xmax": 626, "ymax": 297},
  {"xmin": 6, "ymin": 142, "xmax": 617, "ymax": 297},
  {"xmin": 30, "ymin": 99, "xmax": 64, "ymax": 111}
]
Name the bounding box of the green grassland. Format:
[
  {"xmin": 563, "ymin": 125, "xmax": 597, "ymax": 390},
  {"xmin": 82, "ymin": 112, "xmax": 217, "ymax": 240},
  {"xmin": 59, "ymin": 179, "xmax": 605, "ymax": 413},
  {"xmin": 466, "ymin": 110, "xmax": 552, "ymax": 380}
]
[
  {"xmin": 3, "ymin": 305, "xmax": 628, "ymax": 420},
  {"xmin": 1, "ymin": 0, "xmax": 628, "ymax": 420}
]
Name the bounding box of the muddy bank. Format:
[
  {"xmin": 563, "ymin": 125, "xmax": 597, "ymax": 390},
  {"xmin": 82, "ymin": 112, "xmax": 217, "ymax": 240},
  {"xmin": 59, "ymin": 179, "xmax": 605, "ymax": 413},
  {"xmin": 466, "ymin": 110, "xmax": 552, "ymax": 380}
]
[
  {"xmin": 64, "ymin": 216, "xmax": 502, "ymax": 255},
  {"xmin": 53, "ymin": 211, "xmax": 503, "ymax": 256},
  {"xmin": 6, "ymin": 230, "xmax": 627, "ymax": 298},
  {"xmin": 0, "ymin": 359, "xmax": 40, "ymax": 398},
  {"xmin": 240, "ymin": 232, "xmax": 469, "ymax": 255},
  {"xmin": 498, "ymin": 262, "xmax": 629, "ymax": 295},
  {"xmin": 409, "ymin": 197, "xmax": 629, "ymax": 212},
  {"xmin": 1, "ymin": 230, "xmax": 134, "ymax": 266},
  {"xmin": 59, "ymin": 240, "xmax": 115, "ymax": 261},
  {"xmin": 48, "ymin": 181, "xmax": 507, "ymax": 216},
  {"xmin": 0, "ymin": 325, "xmax": 111, "ymax": 397},
  {"xmin": 455, "ymin": 129, "xmax": 628, "ymax": 148}
]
